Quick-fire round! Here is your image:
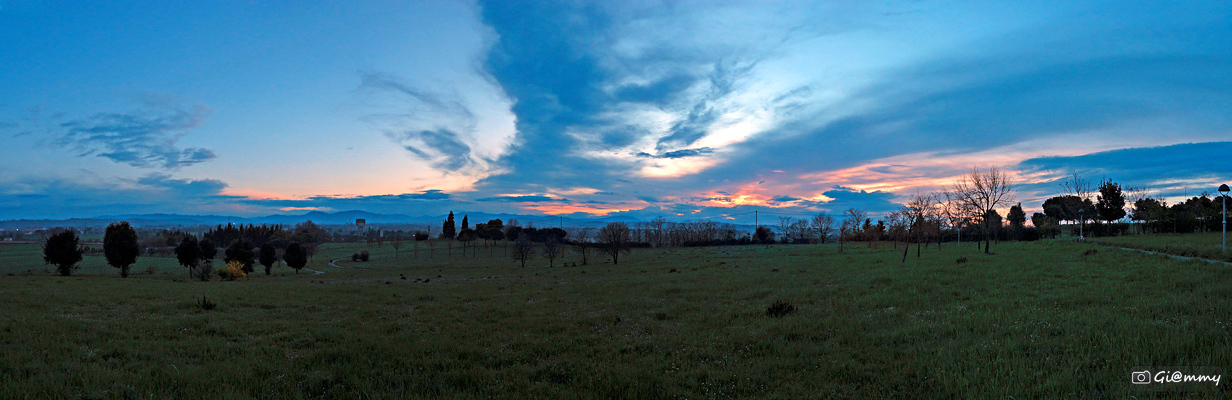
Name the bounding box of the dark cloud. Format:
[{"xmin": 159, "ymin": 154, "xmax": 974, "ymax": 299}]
[
  {"xmin": 635, "ymin": 147, "xmax": 714, "ymax": 159},
  {"xmin": 0, "ymin": 174, "xmax": 236, "ymax": 219},
  {"xmin": 637, "ymin": 195, "xmax": 664, "ymax": 203},
  {"xmin": 135, "ymin": 174, "xmax": 229, "ymax": 198},
  {"xmin": 1014, "ymin": 141, "xmax": 1232, "ymax": 200},
  {"xmin": 819, "ymin": 187, "xmax": 900, "ymax": 215},
  {"xmin": 475, "ymin": 195, "xmax": 567, "ymax": 203},
  {"xmin": 397, "ymin": 129, "xmax": 473, "ymax": 171},
  {"xmin": 771, "ymin": 195, "xmax": 799, "ymax": 203},
  {"xmin": 40, "ymin": 104, "xmax": 216, "ymax": 169}
]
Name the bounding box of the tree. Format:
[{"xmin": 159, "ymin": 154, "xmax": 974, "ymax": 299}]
[
  {"xmin": 840, "ymin": 208, "xmax": 867, "ymax": 253},
  {"xmin": 952, "ymin": 167, "xmax": 1015, "ymax": 254},
  {"xmin": 572, "ymin": 228, "xmax": 591, "ymax": 265},
  {"xmin": 199, "ymin": 239, "xmax": 218, "ymax": 266},
  {"xmin": 224, "ymin": 239, "xmax": 256, "ymax": 273},
  {"xmin": 389, "ymin": 232, "xmax": 403, "ymax": 258},
  {"xmin": 461, "ymin": 215, "xmax": 469, "ymax": 231},
  {"xmin": 810, "ymin": 213, "xmax": 835, "ymax": 244},
  {"xmin": 104, "ymin": 221, "xmax": 140, "ymax": 278},
  {"xmin": 597, "ymin": 222, "xmax": 632, "ymax": 265},
  {"xmin": 543, "ymin": 236, "xmax": 562, "ymax": 267},
  {"xmin": 458, "ymin": 228, "xmax": 478, "ymax": 257},
  {"xmin": 440, "ymin": 211, "xmax": 456, "ymax": 239},
  {"xmin": 43, "ymin": 230, "xmax": 83, "ymax": 276},
  {"xmin": 1096, "ymin": 179, "xmax": 1127, "ymax": 223},
  {"xmin": 940, "ymin": 191, "xmax": 976, "ymax": 246},
  {"xmin": 175, "ymin": 236, "xmax": 201, "ymax": 279},
  {"xmin": 259, "ymin": 243, "xmax": 278, "ymax": 275},
  {"xmin": 1042, "ymin": 195, "xmax": 1090, "ymax": 224},
  {"xmin": 284, "ymin": 242, "xmax": 308, "ymax": 274},
  {"xmin": 901, "ymin": 193, "xmax": 934, "ymax": 261},
  {"xmin": 754, "ymin": 226, "xmax": 773, "ymax": 244},
  {"xmin": 1060, "ymin": 172, "xmax": 1093, "ymax": 200},
  {"xmin": 1007, "ymin": 203, "xmax": 1026, "ymax": 240},
  {"xmin": 1032, "ymin": 212, "xmax": 1059, "ymax": 238},
  {"xmin": 511, "ymin": 235, "xmax": 535, "ymax": 267}
]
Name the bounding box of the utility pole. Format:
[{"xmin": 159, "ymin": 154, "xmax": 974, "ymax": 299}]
[{"xmin": 755, "ymin": 210, "xmax": 758, "ymax": 228}]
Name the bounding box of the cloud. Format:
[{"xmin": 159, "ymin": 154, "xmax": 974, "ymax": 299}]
[
  {"xmin": 1014, "ymin": 141, "xmax": 1232, "ymax": 201},
  {"xmin": 397, "ymin": 129, "xmax": 474, "ymax": 171},
  {"xmin": 135, "ymin": 174, "xmax": 229, "ymax": 198},
  {"xmin": 635, "ymin": 147, "xmax": 714, "ymax": 159},
  {"xmin": 357, "ymin": 70, "xmax": 517, "ymax": 178},
  {"xmin": 475, "ymin": 195, "xmax": 567, "ymax": 203},
  {"xmin": 38, "ymin": 102, "xmax": 216, "ymax": 169},
  {"xmin": 0, "ymin": 173, "xmax": 240, "ymax": 219}
]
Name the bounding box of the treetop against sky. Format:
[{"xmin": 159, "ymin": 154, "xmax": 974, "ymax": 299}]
[{"xmin": 0, "ymin": 1, "xmax": 1229, "ymax": 220}]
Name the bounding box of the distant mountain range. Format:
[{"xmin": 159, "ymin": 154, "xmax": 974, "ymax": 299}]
[{"xmin": 0, "ymin": 210, "xmax": 649, "ymax": 230}]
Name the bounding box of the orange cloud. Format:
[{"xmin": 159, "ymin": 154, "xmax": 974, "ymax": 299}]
[{"xmin": 524, "ymin": 204, "xmax": 636, "ymax": 216}]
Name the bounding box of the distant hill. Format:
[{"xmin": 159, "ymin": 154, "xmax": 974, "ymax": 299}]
[{"xmin": 0, "ymin": 210, "xmax": 627, "ymax": 230}]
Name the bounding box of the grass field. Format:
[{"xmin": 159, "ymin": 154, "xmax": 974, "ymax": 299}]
[
  {"xmin": 1, "ymin": 239, "xmax": 1230, "ymax": 398},
  {"xmin": 1091, "ymin": 232, "xmax": 1232, "ymax": 262}
]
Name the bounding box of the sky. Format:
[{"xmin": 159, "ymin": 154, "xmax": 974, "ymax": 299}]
[{"xmin": 1, "ymin": 0, "xmax": 1229, "ymax": 223}]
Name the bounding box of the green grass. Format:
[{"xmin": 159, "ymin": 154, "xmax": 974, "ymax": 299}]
[
  {"xmin": 1090, "ymin": 232, "xmax": 1232, "ymax": 262},
  {"xmin": 1, "ymin": 239, "xmax": 1230, "ymax": 398}
]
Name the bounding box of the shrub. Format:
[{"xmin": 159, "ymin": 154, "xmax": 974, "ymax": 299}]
[
  {"xmin": 351, "ymin": 253, "xmax": 360, "ymax": 262},
  {"xmin": 766, "ymin": 300, "xmax": 796, "ymax": 317},
  {"xmin": 196, "ymin": 263, "xmax": 214, "ymax": 281},
  {"xmin": 956, "ymin": 257, "xmax": 968, "ymax": 264},
  {"xmin": 217, "ymin": 260, "xmax": 247, "ymax": 281},
  {"xmin": 360, "ymin": 250, "xmax": 370, "ymax": 261},
  {"xmin": 198, "ymin": 295, "xmax": 216, "ymax": 311}
]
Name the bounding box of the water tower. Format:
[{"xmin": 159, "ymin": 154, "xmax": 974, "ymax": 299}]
[{"xmin": 356, "ymin": 219, "xmax": 366, "ymax": 235}]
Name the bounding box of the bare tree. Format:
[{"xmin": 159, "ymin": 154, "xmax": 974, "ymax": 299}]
[
  {"xmin": 840, "ymin": 208, "xmax": 866, "ymax": 252},
  {"xmin": 811, "ymin": 213, "xmax": 835, "ymax": 244},
  {"xmin": 1060, "ymin": 171, "xmax": 1093, "ymax": 201},
  {"xmin": 511, "ymin": 235, "xmax": 534, "ymax": 267},
  {"xmin": 902, "ymin": 193, "xmax": 936, "ymax": 261},
  {"xmin": 543, "ymin": 237, "xmax": 562, "ymax": 267},
  {"xmin": 389, "ymin": 232, "xmax": 402, "ymax": 259},
  {"xmin": 572, "ymin": 228, "xmax": 591, "ymax": 265},
  {"xmin": 940, "ymin": 191, "xmax": 975, "ymax": 247},
  {"xmin": 952, "ymin": 167, "xmax": 1015, "ymax": 254},
  {"xmin": 597, "ymin": 222, "xmax": 633, "ymax": 265}
]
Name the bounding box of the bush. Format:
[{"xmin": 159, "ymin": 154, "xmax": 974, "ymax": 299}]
[
  {"xmin": 198, "ymin": 295, "xmax": 216, "ymax": 311},
  {"xmin": 360, "ymin": 250, "xmax": 370, "ymax": 261},
  {"xmin": 196, "ymin": 263, "xmax": 214, "ymax": 282},
  {"xmin": 217, "ymin": 260, "xmax": 247, "ymax": 281},
  {"xmin": 766, "ymin": 300, "xmax": 796, "ymax": 317}
]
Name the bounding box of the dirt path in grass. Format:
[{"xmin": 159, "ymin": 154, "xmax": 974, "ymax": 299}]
[{"xmin": 1100, "ymin": 245, "xmax": 1232, "ymax": 266}]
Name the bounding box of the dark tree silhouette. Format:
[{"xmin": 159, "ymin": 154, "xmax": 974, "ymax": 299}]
[
  {"xmin": 440, "ymin": 211, "xmax": 456, "ymax": 239},
  {"xmin": 224, "ymin": 239, "xmax": 256, "ymax": 273},
  {"xmin": 199, "ymin": 239, "xmax": 218, "ymax": 264},
  {"xmin": 572, "ymin": 229, "xmax": 590, "ymax": 265},
  {"xmin": 43, "ymin": 230, "xmax": 83, "ymax": 276},
  {"xmin": 259, "ymin": 243, "xmax": 278, "ymax": 275},
  {"xmin": 1096, "ymin": 179, "xmax": 1127, "ymax": 223},
  {"xmin": 543, "ymin": 236, "xmax": 562, "ymax": 267},
  {"xmin": 1007, "ymin": 203, "xmax": 1026, "ymax": 240},
  {"xmin": 597, "ymin": 222, "xmax": 632, "ymax": 265},
  {"xmin": 284, "ymin": 242, "xmax": 308, "ymax": 274},
  {"xmin": 461, "ymin": 215, "xmax": 469, "ymax": 231},
  {"xmin": 104, "ymin": 221, "xmax": 140, "ymax": 278},
  {"xmin": 175, "ymin": 236, "xmax": 200, "ymax": 279},
  {"xmin": 511, "ymin": 235, "xmax": 535, "ymax": 267}
]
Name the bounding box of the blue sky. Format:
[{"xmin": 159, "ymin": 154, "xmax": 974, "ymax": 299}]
[{"xmin": 1, "ymin": 0, "xmax": 1229, "ymax": 221}]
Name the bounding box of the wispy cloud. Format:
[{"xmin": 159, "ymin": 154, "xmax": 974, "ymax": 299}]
[
  {"xmin": 635, "ymin": 147, "xmax": 714, "ymax": 159},
  {"xmin": 31, "ymin": 102, "xmax": 216, "ymax": 169}
]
